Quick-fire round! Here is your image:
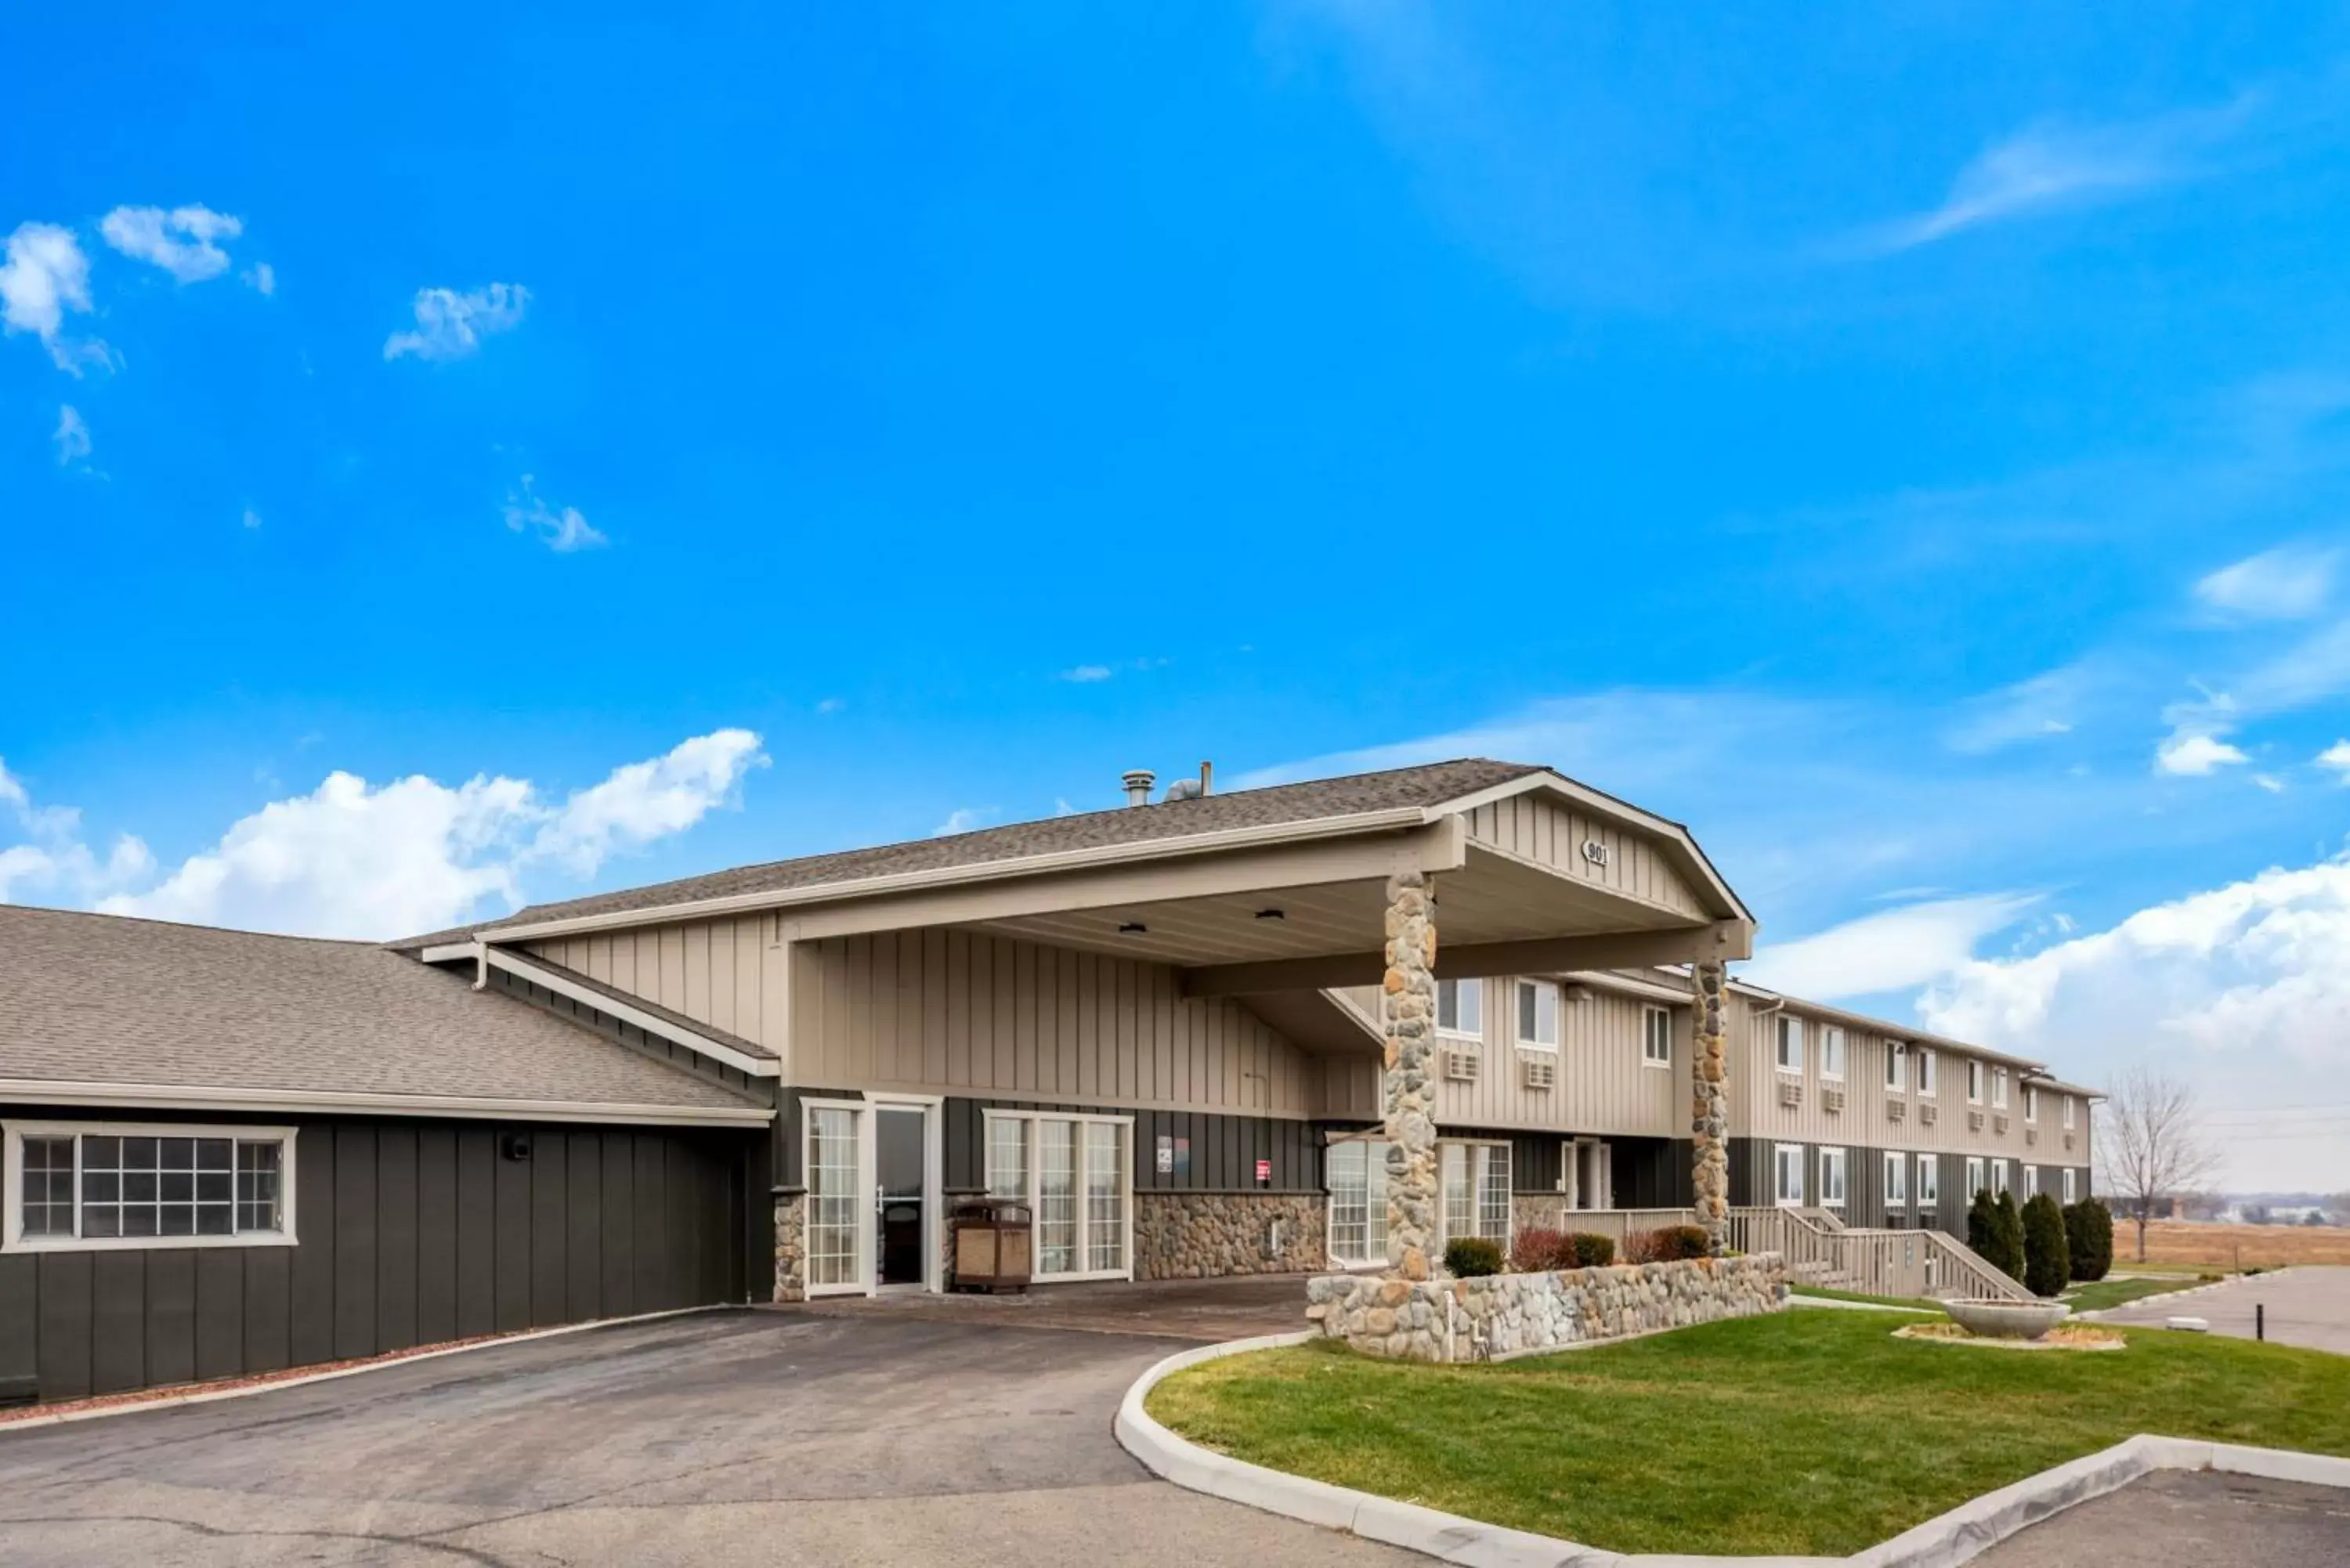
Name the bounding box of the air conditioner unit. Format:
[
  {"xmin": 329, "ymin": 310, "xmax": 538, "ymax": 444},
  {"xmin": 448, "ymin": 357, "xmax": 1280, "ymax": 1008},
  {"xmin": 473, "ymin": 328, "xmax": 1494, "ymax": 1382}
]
[
  {"xmin": 1919, "ymin": 1103, "xmax": 1939, "ymax": 1126},
  {"xmin": 1777, "ymin": 1078, "xmax": 1803, "ymax": 1108},
  {"xmin": 2025, "ymin": 1127, "xmax": 2039, "ymax": 1147},
  {"xmin": 1443, "ymin": 1049, "xmax": 1480, "ymax": 1084},
  {"xmin": 1994, "ymin": 1115, "xmax": 2012, "ymax": 1136},
  {"xmin": 2063, "ymin": 1131, "xmax": 2077, "ymax": 1151},
  {"xmin": 1821, "ymin": 1086, "xmax": 1846, "ymax": 1114},
  {"xmin": 1968, "ymin": 1110, "xmax": 1987, "ymax": 1131},
  {"xmin": 1885, "ymin": 1099, "xmax": 1907, "ymax": 1122},
  {"xmin": 1521, "ymin": 1055, "xmax": 1556, "ymax": 1091}
]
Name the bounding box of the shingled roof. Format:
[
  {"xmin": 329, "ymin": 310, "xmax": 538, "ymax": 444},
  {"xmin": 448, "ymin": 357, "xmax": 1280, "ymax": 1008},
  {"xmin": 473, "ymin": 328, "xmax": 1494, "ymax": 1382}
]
[
  {"xmin": 396, "ymin": 757, "xmax": 1548, "ymax": 945},
  {"xmin": 2, "ymin": 905, "xmax": 768, "ymax": 1116}
]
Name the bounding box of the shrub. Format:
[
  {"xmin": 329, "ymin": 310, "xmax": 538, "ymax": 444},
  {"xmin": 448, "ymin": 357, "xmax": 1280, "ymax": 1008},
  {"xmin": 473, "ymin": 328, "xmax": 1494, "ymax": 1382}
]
[
  {"xmin": 1966, "ymin": 1187, "xmax": 1998, "ymax": 1258},
  {"xmin": 1444, "ymin": 1237, "xmax": 1504, "ymax": 1277},
  {"xmin": 1989, "ymin": 1190, "xmax": 2027, "ymax": 1282},
  {"xmin": 2063, "ymin": 1198, "xmax": 2113, "ymax": 1282},
  {"xmin": 1627, "ymin": 1223, "xmax": 1712, "ymax": 1263},
  {"xmin": 1509, "ymin": 1227, "xmax": 1571, "ymax": 1273},
  {"xmin": 1569, "ymin": 1232, "xmax": 1616, "ymax": 1268},
  {"xmin": 2023, "ymin": 1193, "xmax": 2070, "ymax": 1298}
]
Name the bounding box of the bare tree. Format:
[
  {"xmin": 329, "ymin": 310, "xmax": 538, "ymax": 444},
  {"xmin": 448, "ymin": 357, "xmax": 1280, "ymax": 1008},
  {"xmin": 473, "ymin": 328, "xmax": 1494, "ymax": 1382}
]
[{"xmin": 2096, "ymin": 1065, "xmax": 2222, "ymax": 1263}]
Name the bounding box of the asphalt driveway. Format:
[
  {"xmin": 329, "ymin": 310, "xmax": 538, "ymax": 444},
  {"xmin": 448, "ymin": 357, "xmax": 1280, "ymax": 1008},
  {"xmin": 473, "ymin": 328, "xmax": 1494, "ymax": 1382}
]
[
  {"xmin": 0, "ymin": 1308, "xmax": 1408, "ymax": 1567},
  {"xmin": 2089, "ymin": 1266, "xmax": 2350, "ymax": 1353}
]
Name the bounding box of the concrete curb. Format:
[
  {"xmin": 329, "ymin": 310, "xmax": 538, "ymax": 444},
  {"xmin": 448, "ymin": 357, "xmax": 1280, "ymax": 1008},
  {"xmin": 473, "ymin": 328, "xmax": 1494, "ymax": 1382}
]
[
  {"xmin": 2071, "ymin": 1267, "xmax": 2293, "ymax": 1322},
  {"xmin": 0, "ymin": 1303, "xmax": 731, "ymax": 1436},
  {"xmin": 1115, "ymin": 1335, "xmax": 2350, "ymax": 1567}
]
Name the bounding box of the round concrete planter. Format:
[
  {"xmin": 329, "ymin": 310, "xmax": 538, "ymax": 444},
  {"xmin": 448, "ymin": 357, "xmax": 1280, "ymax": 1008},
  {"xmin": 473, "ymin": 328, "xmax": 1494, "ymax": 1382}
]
[{"xmin": 1947, "ymin": 1298, "xmax": 2070, "ymax": 1340}]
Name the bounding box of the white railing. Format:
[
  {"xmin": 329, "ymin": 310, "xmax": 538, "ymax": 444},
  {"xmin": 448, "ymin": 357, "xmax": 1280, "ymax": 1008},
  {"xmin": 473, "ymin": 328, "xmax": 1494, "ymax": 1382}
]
[
  {"xmin": 1729, "ymin": 1207, "xmax": 2033, "ymax": 1302},
  {"xmin": 1531, "ymin": 1208, "xmax": 1699, "ymax": 1249}
]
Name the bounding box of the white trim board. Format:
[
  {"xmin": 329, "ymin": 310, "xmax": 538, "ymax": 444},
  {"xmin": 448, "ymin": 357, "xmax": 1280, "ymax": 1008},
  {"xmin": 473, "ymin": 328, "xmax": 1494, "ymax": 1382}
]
[
  {"xmin": 1115, "ymin": 1338, "xmax": 2350, "ymax": 1568},
  {"xmin": 0, "ymin": 1079, "xmax": 775, "ymax": 1128},
  {"xmin": 483, "ymin": 945, "xmax": 780, "ymax": 1079}
]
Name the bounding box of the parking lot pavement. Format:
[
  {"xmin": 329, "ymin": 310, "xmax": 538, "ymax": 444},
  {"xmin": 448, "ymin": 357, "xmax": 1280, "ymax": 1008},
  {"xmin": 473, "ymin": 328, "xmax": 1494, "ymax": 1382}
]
[
  {"xmin": 1974, "ymin": 1469, "xmax": 2350, "ymax": 1568},
  {"xmin": 2092, "ymin": 1266, "xmax": 2350, "ymax": 1353},
  {"xmin": 0, "ymin": 1308, "xmax": 1411, "ymax": 1567}
]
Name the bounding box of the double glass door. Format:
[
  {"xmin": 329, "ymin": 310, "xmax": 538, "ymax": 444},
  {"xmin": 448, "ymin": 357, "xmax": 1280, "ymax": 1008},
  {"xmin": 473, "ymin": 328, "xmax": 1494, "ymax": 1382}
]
[{"xmin": 804, "ymin": 1100, "xmax": 937, "ymax": 1295}]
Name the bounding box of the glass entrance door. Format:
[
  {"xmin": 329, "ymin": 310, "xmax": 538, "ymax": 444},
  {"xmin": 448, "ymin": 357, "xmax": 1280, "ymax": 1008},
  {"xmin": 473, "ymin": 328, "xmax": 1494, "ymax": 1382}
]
[{"xmin": 875, "ymin": 1106, "xmax": 927, "ymax": 1288}]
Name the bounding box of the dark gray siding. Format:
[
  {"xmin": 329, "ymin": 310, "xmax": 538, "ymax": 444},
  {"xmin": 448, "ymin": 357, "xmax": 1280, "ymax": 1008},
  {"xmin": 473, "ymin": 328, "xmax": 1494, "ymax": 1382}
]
[{"xmin": 0, "ymin": 1109, "xmax": 757, "ymax": 1405}]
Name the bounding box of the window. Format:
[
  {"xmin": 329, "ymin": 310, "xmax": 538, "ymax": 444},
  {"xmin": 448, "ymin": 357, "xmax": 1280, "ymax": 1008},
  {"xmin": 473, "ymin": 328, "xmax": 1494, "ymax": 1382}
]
[
  {"xmin": 1820, "ymin": 1026, "xmax": 1846, "ymax": 1081},
  {"xmin": 1436, "ymin": 978, "xmax": 1483, "ymax": 1038},
  {"xmin": 5, "ymin": 1123, "xmax": 296, "ymax": 1253},
  {"xmin": 1992, "ymin": 1159, "xmax": 2010, "ymax": 1195},
  {"xmin": 1885, "ymin": 1041, "xmax": 1907, "ymax": 1090},
  {"xmin": 806, "ymin": 1106, "xmax": 862, "ymax": 1290},
  {"xmin": 1818, "ymin": 1147, "xmax": 1848, "ymax": 1209},
  {"xmin": 1917, "ymin": 1154, "xmax": 1940, "ymax": 1208},
  {"xmin": 2063, "ymin": 1168, "xmax": 2077, "ymax": 1205},
  {"xmin": 1775, "ymin": 1015, "xmax": 1804, "ymax": 1074},
  {"xmin": 1439, "ymin": 1141, "xmax": 1511, "ymax": 1245},
  {"xmin": 1965, "ymin": 1156, "xmax": 1985, "ymax": 1197},
  {"xmin": 2062, "ymin": 1095, "xmax": 2076, "ymax": 1130},
  {"xmin": 982, "ymin": 1111, "xmax": 1132, "ymax": 1281},
  {"xmin": 2023, "ymin": 1165, "xmax": 2038, "ymax": 1200},
  {"xmin": 1516, "ymin": 981, "xmax": 1559, "ymax": 1050},
  {"xmin": 1773, "ymin": 1143, "xmax": 1806, "ymax": 1206},
  {"xmin": 1968, "ymin": 1060, "xmax": 1985, "ymax": 1104},
  {"xmin": 1325, "ymin": 1138, "xmax": 1390, "ymax": 1268},
  {"xmin": 1918, "ymin": 1048, "xmax": 1938, "ymax": 1097},
  {"xmin": 1641, "ymin": 1006, "xmax": 1672, "ymax": 1068},
  {"xmin": 2024, "ymin": 1085, "xmax": 2039, "ymax": 1123},
  {"xmin": 1993, "ymin": 1068, "xmax": 2010, "ymax": 1111},
  {"xmin": 1884, "ymin": 1150, "xmax": 1908, "ymax": 1208}
]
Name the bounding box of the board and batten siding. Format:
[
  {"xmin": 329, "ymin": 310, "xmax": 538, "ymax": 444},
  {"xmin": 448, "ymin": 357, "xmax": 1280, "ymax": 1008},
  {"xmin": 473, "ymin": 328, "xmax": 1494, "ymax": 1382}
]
[
  {"xmin": 792, "ymin": 930, "xmax": 1319, "ymax": 1118},
  {"xmin": 1463, "ymin": 794, "xmax": 1705, "ymax": 919},
  {"xmin": 0, "ymin": 1112, "xmax": 754, "ymax": 1405},
  {"xmin": 528, "ymin": 915, "xmax": 783, "ymax": 1060}
]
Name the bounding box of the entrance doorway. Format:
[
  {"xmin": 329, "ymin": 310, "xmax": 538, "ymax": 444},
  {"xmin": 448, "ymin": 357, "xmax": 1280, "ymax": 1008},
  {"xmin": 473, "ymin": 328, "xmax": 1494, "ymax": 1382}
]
[
  {"xmin": 876, "ymin": 1105, "xmax": 928, "ymax": 1289},
  {"xmin": 801, "ymin": 1096, "xmax": 940, "ymax": 1297}
]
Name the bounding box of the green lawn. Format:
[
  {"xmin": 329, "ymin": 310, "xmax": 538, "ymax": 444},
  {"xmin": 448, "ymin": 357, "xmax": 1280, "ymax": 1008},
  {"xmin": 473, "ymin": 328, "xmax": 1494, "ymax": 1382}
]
[
  {"xmin": 2063, "ymin": 1275, "xmax": 2207, "ymax": 1313},
  {"xmin": 1146, "ymin": 1311, "xmax": 2350, "ymax": 1557}
]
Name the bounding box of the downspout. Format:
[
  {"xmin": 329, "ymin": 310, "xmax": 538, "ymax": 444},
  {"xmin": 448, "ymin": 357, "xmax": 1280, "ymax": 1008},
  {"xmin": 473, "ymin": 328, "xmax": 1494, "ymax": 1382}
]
[{"xmin": 472, "ymin": 938, "xmax": 489, "ymax": 991}]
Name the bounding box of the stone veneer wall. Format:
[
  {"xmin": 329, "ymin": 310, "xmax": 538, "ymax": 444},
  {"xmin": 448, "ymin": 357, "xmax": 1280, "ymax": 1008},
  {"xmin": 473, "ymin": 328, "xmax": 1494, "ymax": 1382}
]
[
  {"xmin": 1304, "ymin": 1254, "xmax": 1786, "ymax": 1363},
  {"xmin": 772, "ymin": 1190, "xmax": 806, "ymax": 1302},
  {"xmin": 1134, "ymin": 1192, "xmax": 1327, "ymax": 1280}
]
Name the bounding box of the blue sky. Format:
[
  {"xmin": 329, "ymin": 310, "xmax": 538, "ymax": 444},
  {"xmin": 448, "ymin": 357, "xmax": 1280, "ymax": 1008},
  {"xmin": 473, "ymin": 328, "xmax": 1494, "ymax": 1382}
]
[{"xmin": 9, "ymin": 5, "xmax": 2350, "ymax": 1187}]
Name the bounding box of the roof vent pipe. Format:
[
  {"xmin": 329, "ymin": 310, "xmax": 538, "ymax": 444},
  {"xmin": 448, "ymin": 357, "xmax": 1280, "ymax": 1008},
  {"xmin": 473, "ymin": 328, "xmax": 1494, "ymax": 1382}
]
[
  {"xmin": 1122, "ymin": 769, "xmax": 1156, "ymax": 807},
  {"xmin": 1199, "ymin": 760, "xmax": 1213, "ymax": 797}
]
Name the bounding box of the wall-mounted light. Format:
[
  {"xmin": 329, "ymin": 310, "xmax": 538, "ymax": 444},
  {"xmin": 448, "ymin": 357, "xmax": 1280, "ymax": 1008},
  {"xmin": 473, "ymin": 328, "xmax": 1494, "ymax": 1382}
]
[
  {"xmin": 1118, "ymin": 921, "xmax": 1148, "ymax": 934},
  {"xmin": 1254, "ymin": 908, "xmax": 1285, "ymax": 920}
]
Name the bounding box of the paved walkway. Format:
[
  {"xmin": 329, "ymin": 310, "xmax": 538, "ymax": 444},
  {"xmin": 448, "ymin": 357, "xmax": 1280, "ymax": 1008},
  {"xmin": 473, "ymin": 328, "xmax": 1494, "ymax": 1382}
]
[
  {"xmin": 1975, "ymin": 1469, "xmax": 2350, "ymax": 1567},
  {"xmin": 2092, "ymin": 1266, "xmax": 2350, "ymax": 1353},
  {"xmin": 798, "ymin": 1271, "xmax": 1316, "ymax": 1340},
  {"xmin": 0, "ymin": 1309, "xmax": 1408, "ymax": 1567}
]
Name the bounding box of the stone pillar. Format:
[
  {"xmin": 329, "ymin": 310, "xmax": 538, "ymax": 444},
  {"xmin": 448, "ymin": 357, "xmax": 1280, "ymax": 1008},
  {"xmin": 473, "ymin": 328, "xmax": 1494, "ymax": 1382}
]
[
  {"xmin": 1690, "ymin": 959, "xmax": 1730, "ymax": 1255},
  {"xmin": 772, "ymin": 1189, "xmax": 807, "ymax": 1302},
  {"xmin": 1381, "ymin": 869, "xmax": 1439, "ymax": 1281}
]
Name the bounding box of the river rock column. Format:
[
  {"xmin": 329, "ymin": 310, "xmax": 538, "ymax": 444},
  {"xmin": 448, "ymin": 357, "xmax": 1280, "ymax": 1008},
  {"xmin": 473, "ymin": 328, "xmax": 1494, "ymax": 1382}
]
[
  {"xmin": 1382, "ymin": 869, "xmax": 1439, "ymax": 1281},
  {"xmin": 1690, "ymin": 959, "xmax": 1730, "ymax": 1255}
]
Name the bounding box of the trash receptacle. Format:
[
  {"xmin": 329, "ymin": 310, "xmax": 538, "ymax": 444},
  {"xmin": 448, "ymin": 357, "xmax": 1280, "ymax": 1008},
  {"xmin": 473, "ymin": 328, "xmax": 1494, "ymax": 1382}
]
[{"xmin": 951, "ymin": 1198, "xmax": 1033, "ymax": 1292}]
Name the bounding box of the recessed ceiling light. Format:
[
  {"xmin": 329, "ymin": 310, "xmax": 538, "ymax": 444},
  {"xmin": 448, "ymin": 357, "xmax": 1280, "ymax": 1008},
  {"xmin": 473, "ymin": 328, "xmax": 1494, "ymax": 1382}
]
[
  {"xmin": 1255, "ymin": 908, "xmax": 1285, "ymax": 920},
  {"xmin": 1118, "ymin": 921, "xmax": 1148, "ymax": 934}
]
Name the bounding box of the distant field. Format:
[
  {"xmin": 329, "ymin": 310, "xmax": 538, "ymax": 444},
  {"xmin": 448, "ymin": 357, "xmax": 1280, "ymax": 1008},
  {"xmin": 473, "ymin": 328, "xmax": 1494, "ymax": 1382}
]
[{"xmin": 2128, "ymin": 1220, "xmax": 2350, "ymax": 1270}]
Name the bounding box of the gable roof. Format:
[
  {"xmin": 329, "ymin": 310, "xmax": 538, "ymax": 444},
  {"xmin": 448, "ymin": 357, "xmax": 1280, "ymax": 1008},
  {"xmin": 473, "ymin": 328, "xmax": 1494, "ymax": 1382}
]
[
  {"xmin": 2, "ymin": 905, "xmax": 768, "ymax": 1120},
  {"xmin": 396, "ymin": 757, "xmax": 1550, "ymax": 945}
]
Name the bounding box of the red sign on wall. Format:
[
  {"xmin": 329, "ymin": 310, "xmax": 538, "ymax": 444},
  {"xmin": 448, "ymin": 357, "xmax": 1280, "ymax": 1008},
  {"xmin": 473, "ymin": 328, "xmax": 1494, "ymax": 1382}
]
[{"xmin": 1255, "ymin": 1158, "xmax": 1272, "ymax": 1183}]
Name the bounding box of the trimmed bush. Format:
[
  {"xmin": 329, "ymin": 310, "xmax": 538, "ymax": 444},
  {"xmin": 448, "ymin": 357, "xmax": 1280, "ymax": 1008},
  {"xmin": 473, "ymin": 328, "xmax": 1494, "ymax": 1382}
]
[
  {"xmin": 2064, "ymin": 1198, "xmax": 2113, "ymax": 1282},
  {"xmin": 1569, "ymin": 1232, "xmax": 1616, "ymax": 1268},
  {"xmin": 1509, "ymin": 1227, "xmax": 1571, "ymax": 1273},
  {"xmin": 1989, "ymin": 1190, "xmax": 2027, "ymax": 1283},
  {"xmin": 2023, "ymin": 1193, "xmax": 2070, "ymax": 1298},
  {"xmin": 1444, "ymin": 1237, "xmax": 1504, "ymax": 1277},
  {"xmin": 1966, "ymin": 1187, "xmax": 1998, "ymax": 1258},
  {"xmin": 1625, "ymin": 1223, "xmax": 1712, "ymax": 1263}
]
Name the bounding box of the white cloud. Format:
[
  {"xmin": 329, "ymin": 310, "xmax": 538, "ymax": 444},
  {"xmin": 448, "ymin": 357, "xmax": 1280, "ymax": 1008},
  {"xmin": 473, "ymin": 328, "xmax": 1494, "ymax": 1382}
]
[
  {"xmin": 1744, "ymin": 894, "xmax": 2040, "ymax": 1001},
  {"xmin": 0, "ymin": 759, "xmax": 152, "ymax": 905},
  {"xmin": 1, "ymin": 222, "xmax": 107, "ymax": 373},
  {"xmin": 2155, "ymin": 730, "xmax": 2249, "ymax": 775},
  {"xmin": 502, "ymin": 474, "xmax": 605, "ymax": 553},
  {"xmin": 243, "ymin": 262, "xmax": 276, "ymax": 296},
  {"xmin": 99, "ymin": 204, "xmax": 243, "ymax": 284},
  {"xmin": 52, "ymin": 404, "xmax": 90, "ymax": 467},
  {"xmin": 2195, "ymin": 544, "xmax": 2337, "ymax": 620},
  {"xmin": 1060, "ymin": 664, "xmax": 1114, "ymax": 683},
  {"xmin": 38, "ymin": 728, "xmax": 770, "ymax": 940},
  {"xmin": 2318, "ymin": 739, "xmax": 2350, "ymax": 782},
  {"xmin": 2254, "ymin": 772, "xmax": 2287, "ymax": 793},
  {"xmin": 241, "ymin": 505, "xmax": 262, "ymax": 530},
  {"xmin": 384, "ymin": 283, "xmax": 529, "ymax": 362},
  {"xmin": 1862, "ymin": 105, "xmax": 2241, "ymax": 254},
  {"xmin": 815, "ymin": 697, "xmax": 846, "ymax": 715},
  {"xmin": 932, "ymin": 807, "xmax": 997, "ymax": 837},
  {"xmin": 1942, "ymin": 664, "xmax": 2095, "ymax": 753}
]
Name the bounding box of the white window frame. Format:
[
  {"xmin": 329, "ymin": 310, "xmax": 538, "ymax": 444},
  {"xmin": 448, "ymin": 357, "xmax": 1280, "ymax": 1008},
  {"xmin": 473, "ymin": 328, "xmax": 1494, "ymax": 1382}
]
[
  {"xmin": 1640, "ymin": 1006, "xmax": 1672, "ymax": 1069},
  {"xmin": 1437, "ymin": 1138, "xmax": 1513, "ymax": 1249},
  {"xmin": 2061, "ymin": 1094, "xmax": 2075, "ymax": 1130},
  {"xmin": 982, "ymin": 1108, "xmax": 1133, "ymax": 1285},
  {"xmin": 1968, "ymin": 1060, "xmax": 1985, "ymax": 1104},
  {"xmin": 1818, "ymin": 1146, "xmax": 1848, "ymax": 1210},
  {"xmin": 1325, "ymin": 1133, "xmax": 1391, "ymax": 1271},
  {"xmin": 1820, "ymin": 1026, "xmax": 1846, "ymax": 1082},
  {"xmin": 1918, "ymin": 1047, "xmax": 1937, "ymax": 1097},
  {"xmin": 1993, "ymin": 1068, "xmax": 2010, "ymax": 1111},
  {"xmin": 1773, "ymin": 1142, "xmax": 1806, "ymax": 1207},
  {"xmin": 2023, "ymin": 1165, "xmax": 2038, "ymax": 1200},
  {"xmin": 1885, "ymin": 1041, "xmax": 1907, "ymax": 1092},
  {"xmin": 2023, "ymin": 1085, "xmax": 2039, "ymax": 1123},
  {"xmin": 1917, "ymin": 1154, "xmax": 1940, "ymax": 1208},
  {"xmin": 2063, "ymin": 1168, "xmax": 2077, "ymax": 1205},
  {"xmin": 3, "ymin": 1121, "xmax": 299, "ymax": 1255},
  {"xmin": 1436, "ymin": 978, "xmax": 1484, "ymax": 1039},
  {"xmin": 1883, "ymin": 1149, "xmax": 1907, "ymax": 1209},
  {"xmin": 1965, "ymin": 1156, "xmax": 1985, "ymax": 1197},
  {"xmin": 1992, "ymin": 1158, "xmax": 2010, "ymax": 1196},
  {"xmin": 1775, "ymin": 1015, "xmax": 1804, "ymax": 1075},
  {"xmin": 1516, "ymin": 980, "xmax": 1560, "ymax": 1051}
]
